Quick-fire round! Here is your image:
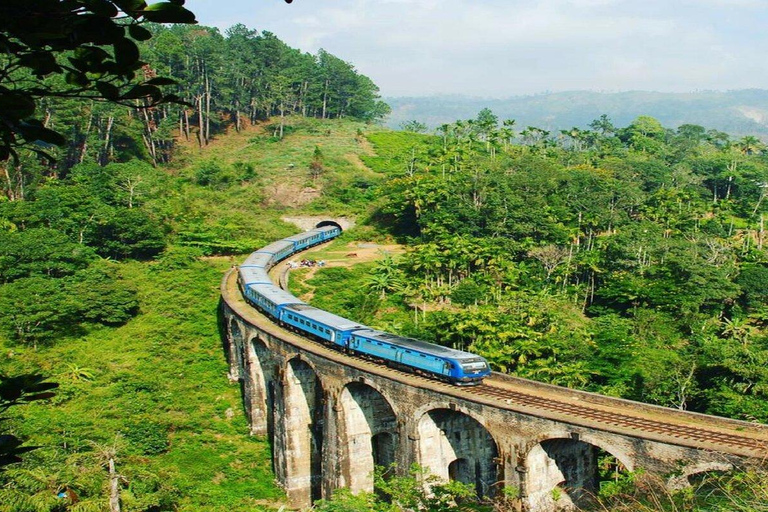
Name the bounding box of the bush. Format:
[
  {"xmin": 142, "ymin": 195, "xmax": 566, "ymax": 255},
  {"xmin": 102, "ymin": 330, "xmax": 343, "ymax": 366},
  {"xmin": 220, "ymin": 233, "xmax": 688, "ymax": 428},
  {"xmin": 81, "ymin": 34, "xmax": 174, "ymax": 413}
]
[
  {"xmin": 153, "ymin": 245, "xmax": 205, "ymax": 271},
  {"xmin": 0, "ymin": 276, "xmax": 80, "ymax": 346},
  {"xmin": 0, "ymin": 228, "xmax": 94, "ymax": 283},
  {"xmin": 451, "ymin": 279, "xmax": 486, "ymax": 306},
  {"xmin": 66, "ymin": 263, "xmax": 139, "ymax": 325},
  {"xmin": 194, "ymin": 160, "xmax": 234, "ymax": 188},
  {"xmin": 122, "ymin": 421, "xmax": 170, "ymax": 455},
  {"xmin": 93, "ymin": 209, "xmax": 166, "ymax": 260}
]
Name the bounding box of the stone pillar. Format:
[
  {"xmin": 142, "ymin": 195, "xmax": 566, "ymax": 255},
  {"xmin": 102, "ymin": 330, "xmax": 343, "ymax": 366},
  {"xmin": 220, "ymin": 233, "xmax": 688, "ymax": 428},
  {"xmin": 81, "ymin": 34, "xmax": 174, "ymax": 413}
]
[
  {"xmin": 244, "ymin": 336, "xmax": 273, "ymax": 436},
  {"xmin": 274, "ymin": 357, "xmax": 324, "ymax": 509},
  {"xmin": 322, "ymin": 388, "xmax": 344, "ymax": 498},
  {"xmin": 271, "ymin": 363, "xmax": 289, "ymax": 497},
  {"xmin": 224, "ymin": 316, "xmax": 242, "ymax": 382}
]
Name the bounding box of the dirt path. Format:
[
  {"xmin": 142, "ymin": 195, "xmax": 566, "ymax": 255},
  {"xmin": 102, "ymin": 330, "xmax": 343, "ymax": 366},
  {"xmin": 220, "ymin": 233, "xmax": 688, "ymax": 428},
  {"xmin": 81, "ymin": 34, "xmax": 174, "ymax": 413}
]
[{"xmin": 288, "ymin": 241, "xmax": 403, "ymax": 301}]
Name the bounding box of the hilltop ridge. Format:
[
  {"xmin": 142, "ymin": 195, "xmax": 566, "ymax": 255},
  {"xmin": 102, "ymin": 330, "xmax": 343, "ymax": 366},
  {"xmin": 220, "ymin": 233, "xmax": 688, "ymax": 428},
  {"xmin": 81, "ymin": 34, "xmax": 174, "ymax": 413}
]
[{"xmin": 385, "ymin": 89, "xmax": 768, "ymax": 137}]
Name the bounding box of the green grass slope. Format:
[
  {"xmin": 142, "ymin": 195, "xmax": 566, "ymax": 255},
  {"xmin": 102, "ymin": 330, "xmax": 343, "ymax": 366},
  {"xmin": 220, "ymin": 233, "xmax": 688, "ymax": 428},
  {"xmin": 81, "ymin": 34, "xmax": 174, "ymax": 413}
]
[{"xmin": 1, "ymin": 117, "xmax": 390, "ymax": 511}]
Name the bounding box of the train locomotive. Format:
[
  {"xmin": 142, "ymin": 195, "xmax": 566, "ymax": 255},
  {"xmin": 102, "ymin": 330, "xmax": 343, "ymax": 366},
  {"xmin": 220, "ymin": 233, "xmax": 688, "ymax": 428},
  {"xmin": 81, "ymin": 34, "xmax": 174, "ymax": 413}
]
[{"xmin": 237, "ymin": 224, "xmax": 491, "ymax": 385}]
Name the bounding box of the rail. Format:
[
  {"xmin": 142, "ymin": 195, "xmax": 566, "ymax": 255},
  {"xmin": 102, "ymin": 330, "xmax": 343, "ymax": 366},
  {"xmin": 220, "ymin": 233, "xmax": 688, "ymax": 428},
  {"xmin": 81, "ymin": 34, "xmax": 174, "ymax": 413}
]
[{"xmin": 221, "ymin": 251, "xmax": 768, "ymax": 459}]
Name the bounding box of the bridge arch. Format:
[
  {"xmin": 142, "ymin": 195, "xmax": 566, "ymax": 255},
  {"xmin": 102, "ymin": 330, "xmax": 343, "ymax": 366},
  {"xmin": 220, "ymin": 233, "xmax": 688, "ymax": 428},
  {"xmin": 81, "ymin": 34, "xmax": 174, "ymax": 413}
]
[
  {"xmin": 337, "ymin": 381, "xmax": 398, "ymax": 493},
  {"xmin": 523, "ymin": 433, "xmax": 633, "ymax": 512},
  {"xmin": 416, "ymin": 407, "xmax": 499, "ymax": 498},
  {"xmin": 277, "ymin": 356, "xmax": 325, "ymax": 507},
  {"xmin": 667, "ymin": 461, "xmax": 733, "ymax": 490}
]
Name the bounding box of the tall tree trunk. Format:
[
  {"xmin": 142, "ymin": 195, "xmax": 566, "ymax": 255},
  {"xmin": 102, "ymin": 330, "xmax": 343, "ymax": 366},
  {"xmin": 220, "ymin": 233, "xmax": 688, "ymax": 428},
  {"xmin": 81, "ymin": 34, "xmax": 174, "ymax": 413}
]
[
  {"xmin": 101, "ymin": 116, "xmax": 114, "ymax": 166},
  {"xmin": 79, "ymin": 111, "xmax": 93, "ymax": 164},
  {"xmin": 197, "ymin": 94, "xmax": 205, "ymax": 147},
  {"xmin": 183, "ymin": 109, "xmax": 190, "ymax": 140},
  {"xmin": 140, "ymin": 104, "xmax": 157, "ymax": 166},
  {"xmin": 726, "ymin": 160, "xmax": 737, "ymax": 200},
  {"xmin": 108, "ymin": 458, "xmax": 121, "ymax": 512},
  {"xmin": 2, "ymin": 163, "xmax": 16, "ymax": 201},
  {"xmin": 204, "ymin": 71, "xmax": 211, "ymax": 144},
  {"xmin": 322, "ymin": 79, "xmax": 329, "ymax": 119}
]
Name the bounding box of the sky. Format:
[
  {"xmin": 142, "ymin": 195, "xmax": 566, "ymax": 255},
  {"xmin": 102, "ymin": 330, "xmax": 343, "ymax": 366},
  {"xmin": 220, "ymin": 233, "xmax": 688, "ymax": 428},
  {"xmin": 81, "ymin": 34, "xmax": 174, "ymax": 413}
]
[{"xmin": 186, "ymin": 0, "xmax": 768, "ymax": 98}]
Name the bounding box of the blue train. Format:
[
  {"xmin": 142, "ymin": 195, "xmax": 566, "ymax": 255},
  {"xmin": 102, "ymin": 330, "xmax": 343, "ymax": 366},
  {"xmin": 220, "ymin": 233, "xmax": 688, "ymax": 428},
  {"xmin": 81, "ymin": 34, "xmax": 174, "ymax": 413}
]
[{"xmin": 237, "ymin": 224, "xmax": 491, "ymax": 385}]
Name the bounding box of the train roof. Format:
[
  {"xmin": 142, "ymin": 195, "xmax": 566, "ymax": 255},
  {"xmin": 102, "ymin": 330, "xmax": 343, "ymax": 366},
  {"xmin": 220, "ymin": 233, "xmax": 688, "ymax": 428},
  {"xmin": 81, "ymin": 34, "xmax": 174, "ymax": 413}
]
[
  {"xmin": 258, "ymin": 240, "xmax": 295, "ymax": 255},
  {"xmin": 351, "ymin": 329, "xmax": 485, "ymax": 361},
  {"xmin": 242, "ymin": 252, "xmax": 273, "ymax": 267},
  {"xmin": 248, "ymin": 284, "xmax": 304, "ymax": 307},
  {"xmin": 283, "ymin": 304, "xmax": 366, "ymax": 331},
  {"xmin": 239, "ymin": 267, "xmax": 271, "ymax": 285},
  {"xmin": 284, "ymin": 230, "xmax": 323, "ymax": 243}
]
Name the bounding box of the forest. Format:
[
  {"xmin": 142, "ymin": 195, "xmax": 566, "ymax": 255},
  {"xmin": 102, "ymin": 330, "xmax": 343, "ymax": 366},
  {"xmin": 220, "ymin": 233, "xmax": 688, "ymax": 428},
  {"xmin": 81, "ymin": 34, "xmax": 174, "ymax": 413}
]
[
  {"xmin": 2, "ymin": 8, "xmax": 768, "ymax": 512},
  {"xmin": 350, "ymin": 112, "xmax": 768, "ymax": 423},
  {"xmin": 4, "ymin": 20, "xmax": 389, "ymax": 200}
]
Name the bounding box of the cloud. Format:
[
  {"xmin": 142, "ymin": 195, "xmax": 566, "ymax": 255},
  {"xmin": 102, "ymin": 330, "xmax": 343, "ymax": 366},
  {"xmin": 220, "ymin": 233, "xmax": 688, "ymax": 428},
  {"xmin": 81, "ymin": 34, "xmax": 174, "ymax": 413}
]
[{"xmin": 191, "ymin": 0, "xmax": 768, "ymax": 97}]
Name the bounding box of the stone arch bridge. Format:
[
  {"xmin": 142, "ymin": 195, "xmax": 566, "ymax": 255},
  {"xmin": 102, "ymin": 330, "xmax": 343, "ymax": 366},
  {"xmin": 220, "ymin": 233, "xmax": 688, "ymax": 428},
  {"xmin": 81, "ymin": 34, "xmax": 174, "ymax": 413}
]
[{"xmin": 220, "ymin": 268, "xmax": 768, "ymax": 511}]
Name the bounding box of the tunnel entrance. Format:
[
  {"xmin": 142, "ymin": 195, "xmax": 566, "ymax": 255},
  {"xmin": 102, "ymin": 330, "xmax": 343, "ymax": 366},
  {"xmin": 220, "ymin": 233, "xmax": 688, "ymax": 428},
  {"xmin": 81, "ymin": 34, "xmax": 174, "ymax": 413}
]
[
  {"xmin": 417, "ymin": 408, "xmax": 498, "ymax": 499},
  {"xmin": 339, "ymin": 382, "xmax": 397, "ymax": 493},
  {"xmin": 315, "ymin": 220, "xmax": 343, "ymax": 231}
]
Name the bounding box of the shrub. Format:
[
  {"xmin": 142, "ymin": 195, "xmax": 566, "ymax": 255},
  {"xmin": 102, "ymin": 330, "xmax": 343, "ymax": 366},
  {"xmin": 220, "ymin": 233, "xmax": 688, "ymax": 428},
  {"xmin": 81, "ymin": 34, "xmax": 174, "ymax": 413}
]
[{"xmin": 122, "ymin": 421, "xmax": 170, "ymax": 455}]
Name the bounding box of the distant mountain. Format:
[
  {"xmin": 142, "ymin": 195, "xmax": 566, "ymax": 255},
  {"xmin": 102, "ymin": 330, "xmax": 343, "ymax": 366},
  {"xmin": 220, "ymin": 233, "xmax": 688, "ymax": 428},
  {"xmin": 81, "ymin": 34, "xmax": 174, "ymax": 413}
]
[{"xmin": 384, "ymin": 90, "xmax": 768, "ymax": 138}]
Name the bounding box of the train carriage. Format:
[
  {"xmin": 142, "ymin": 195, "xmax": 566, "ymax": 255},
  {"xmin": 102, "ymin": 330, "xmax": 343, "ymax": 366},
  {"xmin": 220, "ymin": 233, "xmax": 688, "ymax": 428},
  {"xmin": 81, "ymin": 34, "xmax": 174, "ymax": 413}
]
[
  {"xmin": 238, "ymin": 266, "xmax": 271, "ymax": 287},
  {"xmin": 244, "ymin": 283, "xmax": 304, "ymax": 318},
  {"xmin": 255, "ymin": 240, "xmax": 296, "ymax": 267},
  {"xmin": 242, "ymin": 251, "xmax": 274, "ymax": 268},
  {"xmin": 280, "ymin": 304, "xmax": 365, "ymax": 346},
  {"xmin": 236, "ymin": 222, "xmax": 491, "ymax": 386},
  {"xmin": 284, "ymin": 229, "xmax": 325, "ymax": 252},
  {"xmin": 316, "ymin": 225, "xmax": 341, "ymax": 240},
  {"xmin": 349, "ymin": 330, "xmax": 490, "ymax": 385}
]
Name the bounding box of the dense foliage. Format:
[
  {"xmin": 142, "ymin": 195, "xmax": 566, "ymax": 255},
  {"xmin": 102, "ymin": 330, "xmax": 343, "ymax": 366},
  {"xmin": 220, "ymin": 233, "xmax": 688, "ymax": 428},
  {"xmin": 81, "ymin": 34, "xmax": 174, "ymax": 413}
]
[
  {"xmin": 0, "ymin": 115, "xmax": 381, "ymax": 511},
  {"xmin": 0, "ymin": 0, "xmax": 197, "ymax": 162},
  {"xmin": 356, "ymin": 111, "xmax": 768, "ymax": 422},
  {"xmin": 3, "ymin": 42, "xmax": 768, "ymax": 506},
  {"xmin": 2, "ymin": 22, "xmax": 389, "ymax": 200}
]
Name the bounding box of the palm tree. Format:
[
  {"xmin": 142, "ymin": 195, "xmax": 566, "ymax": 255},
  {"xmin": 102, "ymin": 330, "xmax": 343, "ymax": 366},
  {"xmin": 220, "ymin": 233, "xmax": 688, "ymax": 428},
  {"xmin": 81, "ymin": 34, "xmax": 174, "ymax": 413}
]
[
  {"xmin": 736, "ymin": 136, "xmax": 766, "ymax": 155},
  {"xmin": 721, "ymin": 317, "xmax": 755, "ymax": 346}
]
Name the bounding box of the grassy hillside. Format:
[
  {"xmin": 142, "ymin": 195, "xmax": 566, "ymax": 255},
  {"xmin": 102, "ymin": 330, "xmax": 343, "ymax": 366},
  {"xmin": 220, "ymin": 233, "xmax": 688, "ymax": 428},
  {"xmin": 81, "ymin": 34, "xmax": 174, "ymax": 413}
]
[{"xmin": 0, "ymin": 117, "xmax": 388, "ymax": 512}]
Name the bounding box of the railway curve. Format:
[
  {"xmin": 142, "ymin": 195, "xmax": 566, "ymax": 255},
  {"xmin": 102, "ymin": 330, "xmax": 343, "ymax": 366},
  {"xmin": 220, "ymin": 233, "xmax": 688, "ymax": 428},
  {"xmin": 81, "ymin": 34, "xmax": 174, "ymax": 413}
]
[{"xmin": 220, "ymin": 234, "xmax": 768, "ymax": 511}]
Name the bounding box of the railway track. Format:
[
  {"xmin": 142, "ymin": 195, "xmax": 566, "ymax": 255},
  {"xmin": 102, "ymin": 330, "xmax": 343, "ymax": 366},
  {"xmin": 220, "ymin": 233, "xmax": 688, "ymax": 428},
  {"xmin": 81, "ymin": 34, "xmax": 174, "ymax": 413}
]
[
  {"xmin": 248, "ymin": 252, "xmax": 768, "ymax": 459},
  {"xmin": 469, "ymin": 383, "xmax": 768, "ymax": 454}
]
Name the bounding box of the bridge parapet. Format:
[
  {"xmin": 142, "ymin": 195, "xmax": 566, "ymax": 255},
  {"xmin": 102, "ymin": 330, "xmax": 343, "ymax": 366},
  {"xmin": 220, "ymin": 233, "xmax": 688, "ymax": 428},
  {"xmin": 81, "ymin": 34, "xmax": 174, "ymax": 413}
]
[{"xmin": 221, "ymin": 269, "xmax": 765, "ymax": 511}]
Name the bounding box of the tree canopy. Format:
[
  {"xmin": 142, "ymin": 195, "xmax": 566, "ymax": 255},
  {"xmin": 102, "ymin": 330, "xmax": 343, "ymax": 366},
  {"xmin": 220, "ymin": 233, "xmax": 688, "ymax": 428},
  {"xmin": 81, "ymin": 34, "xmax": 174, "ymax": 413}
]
[{"xmin": 0, "ymin": 0, "xmax": 197, "ymax": 162}]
